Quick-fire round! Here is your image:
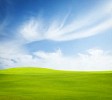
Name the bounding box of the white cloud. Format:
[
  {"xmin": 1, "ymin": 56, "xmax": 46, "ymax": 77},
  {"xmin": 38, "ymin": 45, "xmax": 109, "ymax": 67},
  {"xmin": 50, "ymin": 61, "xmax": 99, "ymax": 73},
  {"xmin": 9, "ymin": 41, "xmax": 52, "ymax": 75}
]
[
  {"xmin": 0, "ymin": 44, "xmax": 112, "ymax": 71},
  {"xmin": 33, "ymin": 48, "xmax": 112, "ymax": 71},
  {"xmin": 19, "ymin": 1, "xmax": 112, "ymax": 42},
  {"xmin": 19, "ymin": 18, "xmax": 44, "ymax": 42}
]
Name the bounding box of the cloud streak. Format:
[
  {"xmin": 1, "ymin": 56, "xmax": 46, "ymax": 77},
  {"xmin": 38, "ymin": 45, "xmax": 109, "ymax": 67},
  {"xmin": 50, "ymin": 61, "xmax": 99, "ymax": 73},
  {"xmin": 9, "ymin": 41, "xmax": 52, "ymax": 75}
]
[{"xmin": 19, "ymin": 0, "xmax": 112, "ymax": 42}]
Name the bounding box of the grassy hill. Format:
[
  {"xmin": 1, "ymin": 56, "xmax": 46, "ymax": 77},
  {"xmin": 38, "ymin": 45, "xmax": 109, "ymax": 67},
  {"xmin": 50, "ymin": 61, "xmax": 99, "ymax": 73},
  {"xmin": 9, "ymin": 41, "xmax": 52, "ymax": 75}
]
[{"xmin": 0, "ymin": 67, "xmax": 112, "ymax": 100}]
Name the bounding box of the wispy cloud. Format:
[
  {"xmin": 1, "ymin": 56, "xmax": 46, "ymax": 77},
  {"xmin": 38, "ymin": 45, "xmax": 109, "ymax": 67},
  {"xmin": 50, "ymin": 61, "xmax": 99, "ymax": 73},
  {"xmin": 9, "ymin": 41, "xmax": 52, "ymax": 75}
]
[
  {"xmin": 19, "ymin": 1, "xmax": 112, "ymax": 42},
  {"xmin": 19, "ymin": 17, "xmax": 44, "ymax": 42}
]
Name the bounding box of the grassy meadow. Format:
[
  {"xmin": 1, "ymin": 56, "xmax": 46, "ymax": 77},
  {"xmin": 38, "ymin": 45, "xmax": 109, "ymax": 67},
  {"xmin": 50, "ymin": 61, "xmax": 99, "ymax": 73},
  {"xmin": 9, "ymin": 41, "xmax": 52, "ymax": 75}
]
[{"xmin": 0, "ymin": 67, "xmax": 112, "ymax": 100}]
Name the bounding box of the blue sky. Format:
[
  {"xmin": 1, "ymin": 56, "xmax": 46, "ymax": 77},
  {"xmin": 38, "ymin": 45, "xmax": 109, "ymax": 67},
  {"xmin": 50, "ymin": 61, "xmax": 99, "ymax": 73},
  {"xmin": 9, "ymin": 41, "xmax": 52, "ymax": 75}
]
[{"xmin": 0, "ymin": 0, "xmax": 112, "ymax": 70}]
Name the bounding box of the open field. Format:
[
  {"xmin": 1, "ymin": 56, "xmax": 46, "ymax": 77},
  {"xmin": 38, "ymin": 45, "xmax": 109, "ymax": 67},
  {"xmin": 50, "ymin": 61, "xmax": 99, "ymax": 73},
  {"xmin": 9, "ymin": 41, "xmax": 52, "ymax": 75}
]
[{"xmin": 0, "ymin": 67, "xmax": 112, "ymax": 100}]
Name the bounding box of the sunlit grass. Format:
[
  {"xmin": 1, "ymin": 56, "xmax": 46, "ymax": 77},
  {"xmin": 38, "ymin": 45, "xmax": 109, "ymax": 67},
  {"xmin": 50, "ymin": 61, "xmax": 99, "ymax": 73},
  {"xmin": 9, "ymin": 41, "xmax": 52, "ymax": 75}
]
[{"xmin": 0, "ymin": 67, "xmax": 112, "ymax": 100}]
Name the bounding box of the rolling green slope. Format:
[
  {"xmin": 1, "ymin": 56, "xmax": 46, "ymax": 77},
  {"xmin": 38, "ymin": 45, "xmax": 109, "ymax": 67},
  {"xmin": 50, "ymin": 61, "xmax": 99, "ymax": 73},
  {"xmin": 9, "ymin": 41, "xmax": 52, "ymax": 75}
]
[{"xmin": 0, "ymin": 67, "xmax": 112, "ymax": 100}]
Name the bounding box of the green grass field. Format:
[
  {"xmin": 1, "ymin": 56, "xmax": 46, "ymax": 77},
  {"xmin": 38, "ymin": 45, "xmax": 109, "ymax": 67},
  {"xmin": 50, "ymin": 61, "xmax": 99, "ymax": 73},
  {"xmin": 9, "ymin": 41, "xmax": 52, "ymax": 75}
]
[{"xmin": 0, "ymin": 67, "xmax": 112, "ymax": 100}]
